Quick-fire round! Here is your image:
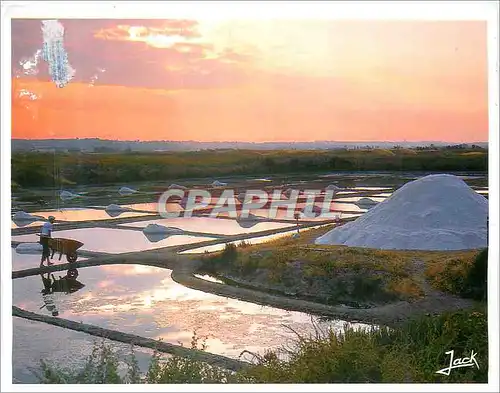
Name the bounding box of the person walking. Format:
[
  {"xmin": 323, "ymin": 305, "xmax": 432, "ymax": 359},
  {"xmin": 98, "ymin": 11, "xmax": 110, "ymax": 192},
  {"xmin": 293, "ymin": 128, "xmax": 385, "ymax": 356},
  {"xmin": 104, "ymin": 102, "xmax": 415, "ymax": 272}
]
[{"xmin": 39, "ymin": 216, "xmax": 55, "ymax": 267}]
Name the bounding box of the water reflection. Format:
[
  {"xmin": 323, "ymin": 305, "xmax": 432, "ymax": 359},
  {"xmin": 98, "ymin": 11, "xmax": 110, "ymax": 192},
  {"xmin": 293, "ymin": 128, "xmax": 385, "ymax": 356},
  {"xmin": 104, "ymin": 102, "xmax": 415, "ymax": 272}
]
[
  {"xmin": 21, "ymin": 209, "xmax": 153, "ymax": 223},
  {"xmin": 142, "ymin": 224, "xmax": 185, "ymax": 243},
  {"xmin": 13, "ymin": 228, "xmax": 217, "ymax": 253},
  {"xmin": 13, "ymin": 264, "xmax": 371, "ymax": 360},
  {"xmin": 180, "ymin": 226, "xmax": 329, "ymax": 254},
  {"xmin": 40, "ymin": 268, "xmax": 85, "ymax": 317},
  {"xmin": 120, "ymin": 217, "xmax": 293, "ymax": 235}
]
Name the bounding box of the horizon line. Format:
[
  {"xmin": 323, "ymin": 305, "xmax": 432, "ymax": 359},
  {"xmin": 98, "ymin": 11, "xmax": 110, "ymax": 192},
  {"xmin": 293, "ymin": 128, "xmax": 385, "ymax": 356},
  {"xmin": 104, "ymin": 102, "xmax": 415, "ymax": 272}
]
[{"xmin": 11, "ymin": 138, "xmax": 489, "ymax": 144}]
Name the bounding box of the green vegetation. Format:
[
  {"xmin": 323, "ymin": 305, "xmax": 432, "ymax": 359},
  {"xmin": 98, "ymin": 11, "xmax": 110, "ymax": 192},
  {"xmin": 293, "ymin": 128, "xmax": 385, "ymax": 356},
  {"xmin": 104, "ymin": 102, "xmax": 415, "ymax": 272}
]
[
  {"xmin": 12, "ymin": 147, "xmax": 487, "ymax": 188},
  {"xmin": 36, "ymin": 333, "xmax": 245, "ymax": 384},
  {"xmin": 199, "ymin": 227, "xmax": 487, "ymax": 308},
  {"xmin": 38, "ymin": 309, "xmax": 487, "ymax": 383},
  {"xmin": 246, "ymin": 308, "xmax": 487, "ymax": 383},
  {"xmin": 201, "ymin": 233, "xmax": 427, "ymax": 305},
  {"xmin": 426, "ymin": 248, "xmax": 488, "ymax": 301}
]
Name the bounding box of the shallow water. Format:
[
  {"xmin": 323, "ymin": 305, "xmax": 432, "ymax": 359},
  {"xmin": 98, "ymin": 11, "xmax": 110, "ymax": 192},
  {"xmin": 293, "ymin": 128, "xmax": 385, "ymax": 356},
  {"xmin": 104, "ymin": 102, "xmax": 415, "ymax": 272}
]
[
  {"xmin": 330, "ymin": 202, "xmax": 367, "ymax": 213},
  {"xmin": 12, "ymin": 262, "xmax": 370, "ymax": 381},
  {"xmin": 179, "ymin": 225, "xmax": 332, "ymax": 254},
  {"xmin": 333, "ymin": 196, "xmax": 387, "ymax": 203},
  {"xmin": 11, "ymin": 209, "xmax": 154, "ymax": 229},
  {"xmin": 12, "ymin": 318, "xmax": 154, "ymax": 384},
  {"xmin": 11, "ymin": 250, "xmax": 88, "ymax": 271},
  {"xmin": 11, "ymin": 221, "xmax": 43, "ymax": 229},
  {"xmin": 20, "ymin": 208, "xmax": 153, "ymax": 223},
  {"xmin": 12, "ymin": 228, "xmax": 216, "ymax": 254},
  {"xmin": 350, "ymin": 187, "xmax": 393, "ymax": 191},
  {"xmin": 118, "ymin": 217, "xmax": 293, "ymax": 235}
]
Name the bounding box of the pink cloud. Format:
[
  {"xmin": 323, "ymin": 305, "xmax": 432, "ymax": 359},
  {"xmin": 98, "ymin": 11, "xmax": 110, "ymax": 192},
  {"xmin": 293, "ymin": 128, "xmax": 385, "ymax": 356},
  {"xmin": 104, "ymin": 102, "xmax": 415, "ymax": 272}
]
[{"xmin": 11, "ymin": 19, "xmax": 253, "ymax": 90}]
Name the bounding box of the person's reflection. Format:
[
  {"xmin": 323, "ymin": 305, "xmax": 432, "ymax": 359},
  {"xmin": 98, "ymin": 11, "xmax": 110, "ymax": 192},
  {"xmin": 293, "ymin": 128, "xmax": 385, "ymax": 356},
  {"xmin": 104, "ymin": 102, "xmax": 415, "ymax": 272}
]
[{"xmin": 40, "ymin": 268, "xmax": 85, "ymax": 316}]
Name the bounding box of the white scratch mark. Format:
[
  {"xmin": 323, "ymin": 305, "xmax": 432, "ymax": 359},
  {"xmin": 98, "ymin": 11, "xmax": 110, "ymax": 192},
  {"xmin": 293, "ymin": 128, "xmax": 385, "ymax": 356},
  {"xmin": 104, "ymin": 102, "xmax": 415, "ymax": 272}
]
[
  {"xmin": 41, "ymin": 19, "xmax": 75, "ymax": 88},
  {"xmin": 88, "ymin": 67, "xmax": 106, "ymax": 87},
  {"xmin": 18, "ymin": 89, "xmax": 39, "ymax": 100},
  {"xmin": 19, "ymin": 49, "xmax": 42, "ymax": 75}
]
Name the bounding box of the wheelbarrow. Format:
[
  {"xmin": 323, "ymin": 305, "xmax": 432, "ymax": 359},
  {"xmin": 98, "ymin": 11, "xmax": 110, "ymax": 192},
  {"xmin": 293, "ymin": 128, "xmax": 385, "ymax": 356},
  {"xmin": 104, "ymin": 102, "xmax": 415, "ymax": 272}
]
[{"xmin": 44, "ymin": 237, "xmax": 84, "ymax": 263}]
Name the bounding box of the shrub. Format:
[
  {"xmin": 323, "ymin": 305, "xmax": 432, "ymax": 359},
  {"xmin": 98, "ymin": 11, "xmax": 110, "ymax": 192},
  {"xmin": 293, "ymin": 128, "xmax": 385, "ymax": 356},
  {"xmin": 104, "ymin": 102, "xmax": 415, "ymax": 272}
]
[
  {"xmin": 37, "ymin": 310, "xmax": 487, "ymax": 384},
  {"xmin": 36, "ymin": 334, "xmax": 245, "ymax": 384},
  {"xmin": 246, "ymin": 309, "xmax": 488, "ymax": 383},
  {"xmin": 461, "ymin": 248, "xmax": 487, "ymax": 301},
  {"xmin": 202, "ymin": 243, "xmax": 239, "ymax": 273},
  {"xmin": 426, "ymin": 248, "xmax": 487, "ymax": 300}
]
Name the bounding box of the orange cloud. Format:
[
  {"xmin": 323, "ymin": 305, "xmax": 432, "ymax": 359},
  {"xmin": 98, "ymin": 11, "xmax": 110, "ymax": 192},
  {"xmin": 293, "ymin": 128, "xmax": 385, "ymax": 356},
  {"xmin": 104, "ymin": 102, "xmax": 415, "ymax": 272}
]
[{"xmin": 93, "ymin": 19, "xmax": 201, "ymax": 44}]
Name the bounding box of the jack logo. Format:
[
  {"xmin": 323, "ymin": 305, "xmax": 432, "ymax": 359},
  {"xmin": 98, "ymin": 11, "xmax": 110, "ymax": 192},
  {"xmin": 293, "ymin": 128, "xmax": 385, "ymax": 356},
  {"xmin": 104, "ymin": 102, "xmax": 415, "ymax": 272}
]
[{"xmin": 435, "ymin": 349, "xmax": 480, "ymax": 376}]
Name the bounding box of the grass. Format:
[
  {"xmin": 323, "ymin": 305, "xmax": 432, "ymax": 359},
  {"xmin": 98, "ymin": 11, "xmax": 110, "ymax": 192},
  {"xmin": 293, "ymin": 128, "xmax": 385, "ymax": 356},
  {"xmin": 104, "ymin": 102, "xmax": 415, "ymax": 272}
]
[
  {"xmin": 244, "ymin": 308, "xmax": 487, "ymax": 383},
  {"xmin": 425, "ymin": 248, "xmax": 487, "ymax": 300},
  {"xmin": 37, "ymin": 309, "xmax": 488, "ymax": 384},
  {"xmin": 201, "ymin": 227, "xmax": 421, "ymax": 304},
  {"xmin": 35, "ymin": 332, "xmax": 246, "ymax": 384}
]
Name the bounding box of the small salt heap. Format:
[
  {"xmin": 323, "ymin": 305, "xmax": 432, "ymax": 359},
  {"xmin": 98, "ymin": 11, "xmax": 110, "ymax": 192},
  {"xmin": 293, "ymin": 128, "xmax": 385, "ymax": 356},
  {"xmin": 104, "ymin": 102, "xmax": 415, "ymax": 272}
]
[
  {"xmin": 325, "ymin": 184, "xmax": 343, "ymax": 192},
  {"xmin": 118, "ymin": 186, "xmax": 137, "ymax": 196},
  {"xmin": 168, "ymin": 183, "xmax": 187, "ymax": 190},
  {"xmin": 12, "ymin": 211, "xmax": 46, "ymax": 227},
  {"xmin": 60, "ymin": 190, "xmax": 81, "ymax": 200},
  {"xmin": 105, "ymin": 204, "xmax": 132, "ymax": 217},
  {"xmin": 142, "ymin": 224, "xmax": 184, "ymax": 243},
  {"xmin": 143, "ymin": 224, "xmax": 183, "ymax": 235},
  {"xmin": 211, "ymin": 180, "xmax": 228, "ymax": 187},
  {"xmin": 236, "ymin": 213, "xmax": 263, "ymax": 228},
  {"xmin": 16, "ymin": 242, "xmax": 43, "ymax": 254},
  {"xmin": 315, "ymin": 174, "xmax": 488, "ymax": 251},
  {"xmin": 355, "ymin": 197, "xmax": 379, "ymax": 209}
]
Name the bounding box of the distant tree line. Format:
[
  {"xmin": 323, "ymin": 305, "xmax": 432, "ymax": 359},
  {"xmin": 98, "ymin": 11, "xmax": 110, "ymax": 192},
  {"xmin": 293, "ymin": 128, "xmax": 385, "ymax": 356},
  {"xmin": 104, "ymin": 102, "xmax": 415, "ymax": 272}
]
[{"xmin": 11, "ymin": 147, "xmax": 488, "ymax": 188}]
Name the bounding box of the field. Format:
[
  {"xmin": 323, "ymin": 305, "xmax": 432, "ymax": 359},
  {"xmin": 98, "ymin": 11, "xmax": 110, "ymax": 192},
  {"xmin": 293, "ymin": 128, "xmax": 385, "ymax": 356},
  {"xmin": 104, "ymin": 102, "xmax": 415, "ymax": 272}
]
[{"xmin": 11, "ymin": 146, "xmax": 488, "ymax": 188}]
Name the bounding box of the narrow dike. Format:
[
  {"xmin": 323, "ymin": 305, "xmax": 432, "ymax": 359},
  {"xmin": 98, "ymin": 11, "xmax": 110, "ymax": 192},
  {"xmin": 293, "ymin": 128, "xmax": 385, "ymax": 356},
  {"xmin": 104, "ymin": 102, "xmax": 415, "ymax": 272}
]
[{"xmin": 169, "ymin": 260, "xmax": 399, "ymax": 327}]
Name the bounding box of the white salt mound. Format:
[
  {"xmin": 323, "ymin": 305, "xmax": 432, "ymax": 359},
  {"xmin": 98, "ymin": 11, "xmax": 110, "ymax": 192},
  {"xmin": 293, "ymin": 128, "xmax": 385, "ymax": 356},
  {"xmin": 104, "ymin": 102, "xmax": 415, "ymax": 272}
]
[
  {"xmin": 143, "ymin": 224, "xmax": 183, "ymax": 235},
  {"xmin": 118, "ymin": 186, "xmax": 137, "ymax": 196},
  {"xmin": 168, "ymin": 183, "xmax": 187, "ymax": 190},
  {"xmin": 326, "ymin": 184, "xmax": 343, "ymax": 191},
  {"xmin": 355, "ymin": 198, "xmax": 379, "ymax": 209},
  {"xmin": 211, "ymin": 180, "xmax": 227, "ymax": 187},
  {"xmin": 105, "ymin": 204, "xmax": 128, "ymax": 213},
  {"xmin": 105, "ymin": 204, "xmax": 134, "ymax": 217},
  {"xmin": 236, "ymin": 213, "xmax": 262, "ymax": 228},
  {"xmin": 315, "ymin": 174, "xmax": 488, "ymax": 251},
  {"xmin": 12, "ymin": 211, "xmax": 44, "ymax": 222},
  {"xmin": 60, "ymin": 190, "xmax": 80, "ymax": 200},
  {"xmin": 16, "ymin": 243, "xmax": 43, "ymax": 254}
]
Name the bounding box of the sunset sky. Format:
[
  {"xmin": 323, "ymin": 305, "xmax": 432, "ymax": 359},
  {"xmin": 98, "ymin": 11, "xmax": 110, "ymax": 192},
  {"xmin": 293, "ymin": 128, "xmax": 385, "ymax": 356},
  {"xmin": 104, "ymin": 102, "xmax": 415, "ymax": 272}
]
[{"xmin": 11, "ymin": 18, "xmax": 488, "ymax": 142}]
